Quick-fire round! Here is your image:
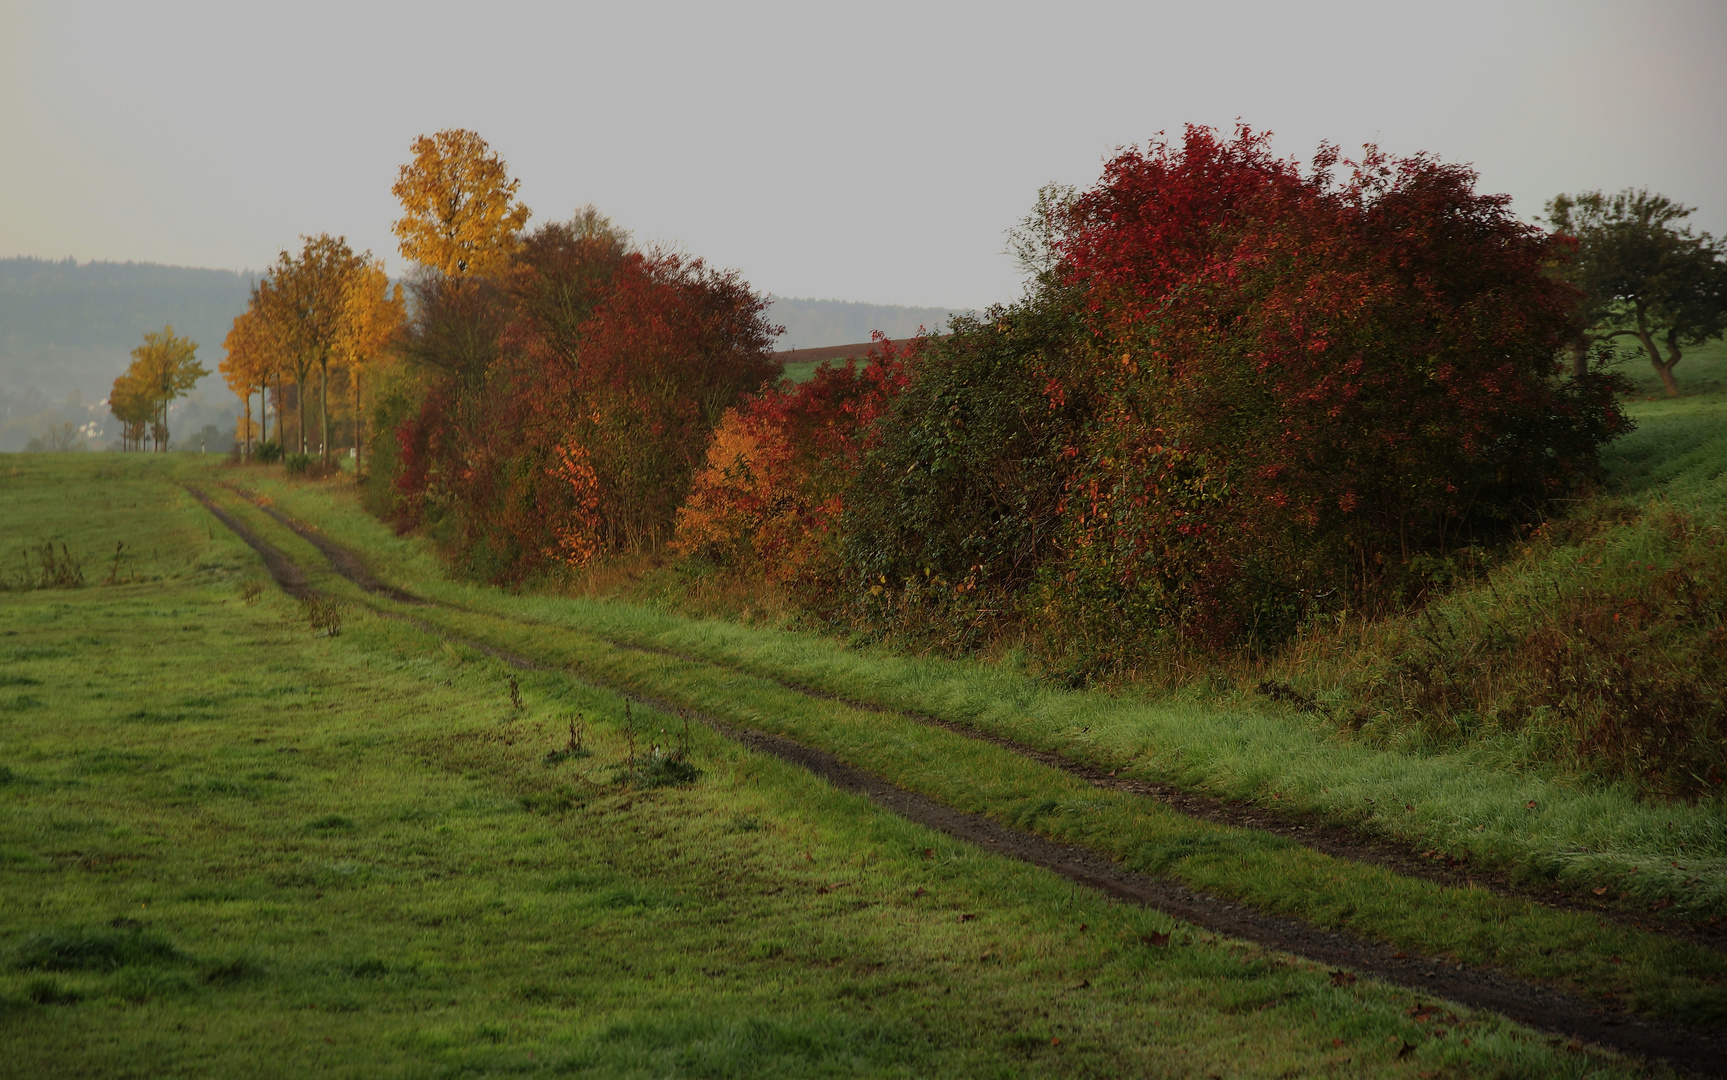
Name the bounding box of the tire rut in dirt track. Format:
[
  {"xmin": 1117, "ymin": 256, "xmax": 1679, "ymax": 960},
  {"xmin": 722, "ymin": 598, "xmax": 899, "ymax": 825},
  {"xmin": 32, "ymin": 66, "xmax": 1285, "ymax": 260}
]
[
  {"xmin": 185, "ymin": 487, "xmax": 315, "ymax": 599},
  {"xmin": 230, "ymin": 485, "xmax": 1726, "ymax": 953},
  {"xmin": 195, "ymin": 490, "xmax": 1724, "ymax": 1074}
]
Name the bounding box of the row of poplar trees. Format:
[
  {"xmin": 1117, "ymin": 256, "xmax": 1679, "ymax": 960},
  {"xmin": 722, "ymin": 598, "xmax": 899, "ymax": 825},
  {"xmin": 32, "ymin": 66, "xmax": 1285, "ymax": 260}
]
[{"xmin": 219, "ymin": 237, "xmax": 403, "ymax": 469}]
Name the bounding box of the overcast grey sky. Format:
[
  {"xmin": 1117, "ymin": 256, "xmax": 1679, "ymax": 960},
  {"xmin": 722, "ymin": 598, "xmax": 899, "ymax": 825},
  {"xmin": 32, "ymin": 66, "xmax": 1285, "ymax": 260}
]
[{"xmin": 2, "ymin": 0, "xmax": 1722, "ymax": 311}]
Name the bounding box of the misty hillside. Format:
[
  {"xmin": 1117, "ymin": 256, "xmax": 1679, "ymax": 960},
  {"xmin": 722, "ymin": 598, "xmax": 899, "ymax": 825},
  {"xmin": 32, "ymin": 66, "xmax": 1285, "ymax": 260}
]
[
  {"xmin": 0, "ymin": 257, "xmax": 253, "ymax": 451},
  {"xmin": 766, "ymin": 296, "xmax": 966, "ymax": 351},
  {"xmin": 0, "ymin": 258, "xmax": 253, "ymax": 397},
  {"xmin": 0, "ymin": 258, "xmax": 965, "ymax": 452}
]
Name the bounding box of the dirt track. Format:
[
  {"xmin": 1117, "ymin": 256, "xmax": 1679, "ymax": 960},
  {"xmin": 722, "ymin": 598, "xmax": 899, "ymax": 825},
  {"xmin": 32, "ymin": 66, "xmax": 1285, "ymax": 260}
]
[
  {"xmin": 199, "ymin": 485, "xmax": 1726, "ymax": 1075},
  {"xmin": 234, "ymin": 485, "xmax": 1726, "ymax": 952}
]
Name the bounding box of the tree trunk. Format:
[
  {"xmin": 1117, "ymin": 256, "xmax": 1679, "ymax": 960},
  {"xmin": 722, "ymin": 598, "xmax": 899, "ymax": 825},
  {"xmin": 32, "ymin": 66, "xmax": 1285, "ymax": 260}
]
[
  {"xmin": 1635, "ymin": 330, "xmax": 1681, "ymax": 397},
  {"xmin": 319, "ymin": 358, "xmax": 331, "ymax": 469},
  {"xmin": 243, "ymin": 393, "xmax": 252, "ymax": 462},
  {"xmin": 353, "ymin": 368, "xmax": 362, "ymax": 478},
  {"xmin": 296, "ymin": 373, "xmax": 306, "ymax": 454},
  {"xmin": 1567, "ymin": 340, "xmax": 1588, "ymax": 380}
]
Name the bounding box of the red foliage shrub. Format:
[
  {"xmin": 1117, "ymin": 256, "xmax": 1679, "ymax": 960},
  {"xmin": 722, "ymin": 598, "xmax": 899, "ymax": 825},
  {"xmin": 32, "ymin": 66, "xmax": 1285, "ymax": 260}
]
[
  {"xmin": 1043, "ymin": 125, "xmax": 1629, "ymax": 654},
  {"xmin": 388, "ymin": 218, "xmax": 779, "ymax": 579},
  {"xmin": 674, "ymin": 335, "xmax": 917, "ymax": 583}
]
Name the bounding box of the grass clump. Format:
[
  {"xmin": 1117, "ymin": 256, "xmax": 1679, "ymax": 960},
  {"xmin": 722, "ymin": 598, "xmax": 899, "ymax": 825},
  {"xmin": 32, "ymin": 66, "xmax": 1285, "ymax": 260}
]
[
  {"xmin": 9, "ymin": 542, "xmax": 85, "ymax": 590},
  {"xmin": 14, "ymin": 926, "xmax": 186, "ymax": 973},
  {"xmin": 302, "ymin": 595, "xmax": 345, "ymax": 637},
  {"xmin": 23, "ymin": 977, "xmax": 82, "ymax": 1006},
  {"xmin": 543, "ymin": 715, "xmax": 592, "ymax": 764}
]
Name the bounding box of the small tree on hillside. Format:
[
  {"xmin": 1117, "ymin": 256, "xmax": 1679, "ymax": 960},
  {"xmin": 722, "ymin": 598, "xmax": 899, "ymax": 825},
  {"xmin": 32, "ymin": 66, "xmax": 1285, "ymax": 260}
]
[
  {"xmin": 1546, "ymin": 188, "xmax": 1727, "ymax": 395},
  {"xmin": 108, "ymin": 368, "xmax": 154, "ymax": 450},
  {"xmin": 128, "ymin": 325, "xmax": 206, "ymax": 451}
]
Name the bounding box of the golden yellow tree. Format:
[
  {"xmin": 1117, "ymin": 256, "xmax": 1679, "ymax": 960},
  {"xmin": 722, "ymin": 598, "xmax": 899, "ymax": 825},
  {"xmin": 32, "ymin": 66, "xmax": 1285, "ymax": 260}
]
[
  {"xmin": 334, "ymin": 257, "xmax": 406, "ymax": 475},
  {"xmin": 108, "ymin": 368, "xmax": 153, "ymax": 450},
  {"xmin": 256, "ymin": 235, "xmax": 366, "ymax": 464},
  {"xmin": 391, "ymin": 129, "xmax": 530, "ymax": 277},
  {"xmin": 220, "ymin": 300, "xmax": 287, "ymax": 460},
  {"xmin": 126, "ymin": 325, "xmax": 206, "ymax": 451}
]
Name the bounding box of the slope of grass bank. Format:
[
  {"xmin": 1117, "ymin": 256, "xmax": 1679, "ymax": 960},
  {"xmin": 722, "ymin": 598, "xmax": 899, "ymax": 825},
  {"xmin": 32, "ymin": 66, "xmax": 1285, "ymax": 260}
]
[
  {"xmin": 0, "ymin": 457, "xmax": 1646, "ymax": 1077},
  {"xmin": 1258, "ymin": 373, "xmax": 1726, "ymax": 804}
]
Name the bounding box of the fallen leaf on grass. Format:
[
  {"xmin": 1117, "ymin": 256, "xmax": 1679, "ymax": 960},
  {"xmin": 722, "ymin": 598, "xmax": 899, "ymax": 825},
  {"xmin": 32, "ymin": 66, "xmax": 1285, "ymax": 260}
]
[
  {"xmin": 957, "ymin": 913, "xmax": 977, "ymax": 923},
  {"xmin": 1329, "ymin": 970, "xmax": 1357, "ymax": 986},
  {"xmin": 1396, "ymin": 1039, "xmax": 1416, "ymax": 1060},
  {"xmin": 1593, "ymin": 886, "xmax": 1609, "ymax": 896},
  {"xmin": 816, "ymin": 881, "xmax": 852, "ymax": 895},
  {"xmin": 1141, "ymin": 931, "xmax": 1171, "ymax": 948},
  {"xmin": 1392, "ymin": 952, "xmax": 1409, "ymax": 959}
]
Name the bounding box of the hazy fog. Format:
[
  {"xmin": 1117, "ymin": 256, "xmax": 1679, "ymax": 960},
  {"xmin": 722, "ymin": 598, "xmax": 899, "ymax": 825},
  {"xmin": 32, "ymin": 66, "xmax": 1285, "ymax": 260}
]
[{"xmin": 2, "ymin": 0, "xmax": 1723, "ymax": 311}]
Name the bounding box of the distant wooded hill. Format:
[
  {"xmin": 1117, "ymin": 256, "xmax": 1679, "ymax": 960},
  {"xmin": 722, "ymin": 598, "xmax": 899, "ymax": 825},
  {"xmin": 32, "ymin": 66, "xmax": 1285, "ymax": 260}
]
[
  {"xmin": 0, "ymin": 257, "xmax": 963, "ymax": 451},
  {"xmin": 766, "ymin": 296, "xmax": 967, "ymax": 352},
  {"xmin": 0, "ymin": 258, "xmax": 254, "ymax": 450},
  {"xmin": 0, "ymin": 258, "xmax": 253, "ymax": 398}
]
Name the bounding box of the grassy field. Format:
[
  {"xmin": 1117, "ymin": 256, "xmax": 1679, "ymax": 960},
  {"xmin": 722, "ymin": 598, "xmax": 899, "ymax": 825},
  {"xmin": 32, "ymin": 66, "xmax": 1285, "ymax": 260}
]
[
  {"xmin": 0, "ymin": 463, "xmax": 1684, "ymax": 1076},
  {"xmin": 5, "ymin": 358, "xmax": 1727, "ymax": 1076}
]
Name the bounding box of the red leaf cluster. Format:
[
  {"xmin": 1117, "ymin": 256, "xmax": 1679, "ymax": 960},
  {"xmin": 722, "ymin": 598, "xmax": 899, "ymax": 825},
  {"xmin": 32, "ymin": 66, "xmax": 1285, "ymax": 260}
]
[
  {"xmin": 390, "ymin": 218, "xmax": 779, "ymax": 578},
  {"xmin": 673, "ymin": 334, "xmax": 917, "ymax": 582}
]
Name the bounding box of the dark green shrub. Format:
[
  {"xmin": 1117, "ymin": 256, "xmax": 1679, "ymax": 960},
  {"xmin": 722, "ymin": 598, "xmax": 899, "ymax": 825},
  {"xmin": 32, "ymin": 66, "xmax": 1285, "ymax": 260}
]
[
  {"xmin": 841, "ymin": 298, "xmax": 1089, "ymax": 651},
  {"xmin": 255, "ymin": 440, "xmax": 282, "ymax": 464}
]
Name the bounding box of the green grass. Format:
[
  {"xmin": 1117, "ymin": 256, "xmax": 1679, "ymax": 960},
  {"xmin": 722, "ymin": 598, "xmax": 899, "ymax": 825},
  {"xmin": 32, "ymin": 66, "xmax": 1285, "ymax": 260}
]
[
  {"xmin": 781, "ymin": 360, "xmax": 822, "ymax": 384},
  {"xmin": 185, "ymin": 468, "xmax": 1727, "ymax": 1034},
  {"xmin": 1, "ymin": 455, "xmax": 1654, "ymax": 1076},
  {"xmin": 232, "ymin": 461, "xmax": 1727, "ymax": 915},
  {"xmin": 1612, "ymin": 336, "xmax": 1727, "ymax": 402}
]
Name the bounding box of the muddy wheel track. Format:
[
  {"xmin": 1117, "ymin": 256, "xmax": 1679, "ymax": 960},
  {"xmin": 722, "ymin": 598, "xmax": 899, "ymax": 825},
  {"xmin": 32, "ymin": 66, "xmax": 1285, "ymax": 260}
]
[{"xmin": 197, "ymin": 485, "xmax": 1725, "ymax": 1073}]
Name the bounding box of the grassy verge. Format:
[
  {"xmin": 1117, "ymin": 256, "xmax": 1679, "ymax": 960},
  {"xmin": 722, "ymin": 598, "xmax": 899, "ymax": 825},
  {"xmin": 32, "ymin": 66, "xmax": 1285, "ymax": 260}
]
[{"xmin": 0, "ymin": 455, "xmax": 1653, "ymax": 1077}]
